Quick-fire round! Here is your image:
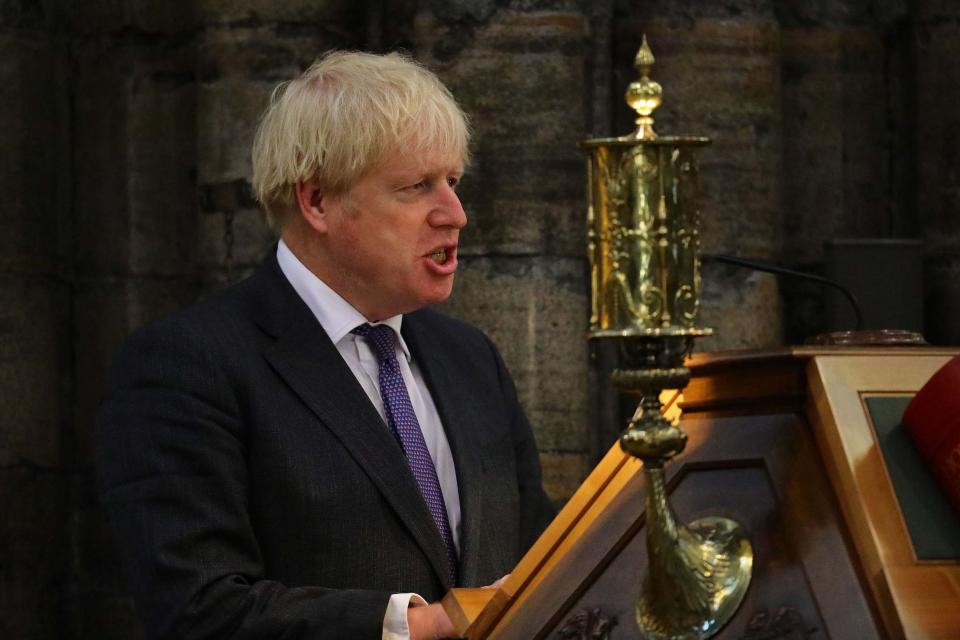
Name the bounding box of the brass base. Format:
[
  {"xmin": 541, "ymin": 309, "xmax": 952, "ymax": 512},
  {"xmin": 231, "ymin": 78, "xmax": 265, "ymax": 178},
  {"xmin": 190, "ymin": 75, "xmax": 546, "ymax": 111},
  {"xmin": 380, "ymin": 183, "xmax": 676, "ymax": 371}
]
[
  {"xmin": 636, "ymin": 515, "xmax": 753, "ymax": 640},
  {"xmin": 610, "ymin": 335, "xmax": 753, "ymax": 640}
]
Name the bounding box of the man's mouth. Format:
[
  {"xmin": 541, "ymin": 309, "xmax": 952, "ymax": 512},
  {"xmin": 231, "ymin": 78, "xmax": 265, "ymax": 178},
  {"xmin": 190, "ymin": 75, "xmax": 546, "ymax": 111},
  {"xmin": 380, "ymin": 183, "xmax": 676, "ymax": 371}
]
[{"xmin": 423, "ymin": 245, "xmax": 458, "ymax": 275}]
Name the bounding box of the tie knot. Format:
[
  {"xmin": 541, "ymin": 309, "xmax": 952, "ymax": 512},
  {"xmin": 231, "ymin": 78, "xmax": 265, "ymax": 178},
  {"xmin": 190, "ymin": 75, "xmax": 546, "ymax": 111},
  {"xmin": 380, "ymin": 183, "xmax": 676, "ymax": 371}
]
[{"xmin": 351, "ymin": 323, "xmax": 397, "ymax": 363}]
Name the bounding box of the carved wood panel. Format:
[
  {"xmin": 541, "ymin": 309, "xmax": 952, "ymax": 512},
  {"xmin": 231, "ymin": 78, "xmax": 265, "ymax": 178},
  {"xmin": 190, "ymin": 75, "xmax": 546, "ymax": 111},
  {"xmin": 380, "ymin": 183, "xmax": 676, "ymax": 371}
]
[{"xmin": 528, "ymin": 414, "xmax": 881, "ymax": 639}]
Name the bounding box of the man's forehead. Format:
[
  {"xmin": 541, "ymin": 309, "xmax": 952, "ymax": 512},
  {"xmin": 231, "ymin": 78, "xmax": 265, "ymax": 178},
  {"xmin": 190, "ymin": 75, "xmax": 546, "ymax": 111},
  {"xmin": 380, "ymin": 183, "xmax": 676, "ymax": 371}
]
[{"xmin": 377, "ymin": 149, "xmax": 464, "ymax": 175}]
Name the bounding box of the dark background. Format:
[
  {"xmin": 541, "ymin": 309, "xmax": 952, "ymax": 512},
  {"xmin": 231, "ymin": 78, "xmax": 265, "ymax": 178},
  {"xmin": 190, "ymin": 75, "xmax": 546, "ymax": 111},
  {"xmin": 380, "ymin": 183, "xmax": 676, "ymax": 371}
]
[{"xmin": 2, "ymin": 0, "xmax": 958, "ymax": 636}]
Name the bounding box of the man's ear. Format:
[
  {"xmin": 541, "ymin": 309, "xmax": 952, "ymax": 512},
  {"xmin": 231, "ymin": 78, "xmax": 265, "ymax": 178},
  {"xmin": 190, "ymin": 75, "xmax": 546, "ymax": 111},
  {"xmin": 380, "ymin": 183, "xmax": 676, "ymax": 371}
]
[{"xmin": 295, "ymin": 178, "xmax": 331, "ymax": 234}]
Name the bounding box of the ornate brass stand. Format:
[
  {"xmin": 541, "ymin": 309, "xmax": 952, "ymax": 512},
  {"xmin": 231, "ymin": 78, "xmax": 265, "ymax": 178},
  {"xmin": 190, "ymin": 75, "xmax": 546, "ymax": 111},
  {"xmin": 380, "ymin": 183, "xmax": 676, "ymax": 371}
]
[{"xmin": 583, "ymin": 37, "xmax": 752, "ymax": 639}]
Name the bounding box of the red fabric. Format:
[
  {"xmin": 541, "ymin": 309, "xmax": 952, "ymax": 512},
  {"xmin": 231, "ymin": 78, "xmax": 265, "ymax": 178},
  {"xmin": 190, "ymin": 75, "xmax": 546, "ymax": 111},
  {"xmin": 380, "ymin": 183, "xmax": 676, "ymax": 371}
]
[{"xmin": 902, "ymin": 354, "xmax": 960, "ymax": 514}]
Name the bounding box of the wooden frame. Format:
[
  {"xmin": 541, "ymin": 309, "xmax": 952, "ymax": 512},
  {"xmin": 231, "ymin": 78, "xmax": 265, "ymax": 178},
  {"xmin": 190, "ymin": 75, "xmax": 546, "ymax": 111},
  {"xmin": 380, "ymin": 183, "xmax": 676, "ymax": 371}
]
[
  {"xmin": 807, "ymin": 353, "xmax": 960, "ymax": 639},
  {"xmin": 445, "ymin": 348, "xmax": 960, "ymax": 639}
]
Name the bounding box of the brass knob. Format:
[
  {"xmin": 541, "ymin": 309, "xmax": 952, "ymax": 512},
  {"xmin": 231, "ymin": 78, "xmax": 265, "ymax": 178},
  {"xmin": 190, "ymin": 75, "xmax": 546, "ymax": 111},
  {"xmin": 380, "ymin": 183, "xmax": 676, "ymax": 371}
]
[{"xmin": 625, "ymin": 35, "xmax": 662, "ymax": 140}]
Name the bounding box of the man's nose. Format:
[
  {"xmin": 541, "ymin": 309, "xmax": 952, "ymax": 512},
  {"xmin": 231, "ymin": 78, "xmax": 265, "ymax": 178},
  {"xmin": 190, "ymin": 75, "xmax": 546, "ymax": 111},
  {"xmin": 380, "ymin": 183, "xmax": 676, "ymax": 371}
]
[{"xmin": 430, "ymin": 184, "xmax": 468, "ymax": 229}]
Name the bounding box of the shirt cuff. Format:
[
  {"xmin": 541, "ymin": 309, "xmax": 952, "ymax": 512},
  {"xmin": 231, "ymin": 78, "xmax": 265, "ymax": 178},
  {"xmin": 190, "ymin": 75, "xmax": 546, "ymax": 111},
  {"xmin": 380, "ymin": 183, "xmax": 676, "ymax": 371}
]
[{"xmin": 382, "ymin": 592, "xmax": 428, "ymax": 640}]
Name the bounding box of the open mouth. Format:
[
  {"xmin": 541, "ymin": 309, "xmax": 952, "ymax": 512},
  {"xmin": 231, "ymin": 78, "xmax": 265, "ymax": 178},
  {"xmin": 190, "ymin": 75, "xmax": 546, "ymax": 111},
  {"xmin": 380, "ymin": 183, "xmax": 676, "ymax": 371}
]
[
  {"xmin": 429, "ymin": 248, "xmax": 449, "ymax": 264},
  {"xmin": 423, "ymin": 244, "xmax": 458, "ymax": 274}
]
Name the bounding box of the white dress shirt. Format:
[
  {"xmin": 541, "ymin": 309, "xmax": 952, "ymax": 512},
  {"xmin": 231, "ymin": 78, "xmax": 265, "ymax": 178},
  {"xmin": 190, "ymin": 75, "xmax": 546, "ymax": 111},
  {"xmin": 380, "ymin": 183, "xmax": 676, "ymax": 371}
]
[{"xmin": 276, "ymin": 240, "xmax": 461, "ymax": 639}]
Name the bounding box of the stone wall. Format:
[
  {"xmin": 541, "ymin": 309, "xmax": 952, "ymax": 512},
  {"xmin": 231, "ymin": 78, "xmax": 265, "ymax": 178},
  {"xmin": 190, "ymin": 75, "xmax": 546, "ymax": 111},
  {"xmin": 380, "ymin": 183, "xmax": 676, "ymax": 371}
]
[
  {"xmin": 1, "ymin": 2, "xmax": 73, "ymax": 638},
  {"xmin": 1, "ymin": 0, "xmax": 958, "ymax": 636},
  {"xmin": 915, "ymin": 0, "xmax": 960, "ymax": 346}
]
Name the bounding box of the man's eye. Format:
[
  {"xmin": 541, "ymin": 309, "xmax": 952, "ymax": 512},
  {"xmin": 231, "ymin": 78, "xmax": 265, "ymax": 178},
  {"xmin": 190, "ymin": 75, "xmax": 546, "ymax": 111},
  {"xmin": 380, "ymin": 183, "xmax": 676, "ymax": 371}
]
[
  {"xmin": 408, "ymin": 180, "xmax": 428, "ymax": 191},
  {"xmin": 447, "ymin": 176, "xmax": 460, "ymax": 189}
]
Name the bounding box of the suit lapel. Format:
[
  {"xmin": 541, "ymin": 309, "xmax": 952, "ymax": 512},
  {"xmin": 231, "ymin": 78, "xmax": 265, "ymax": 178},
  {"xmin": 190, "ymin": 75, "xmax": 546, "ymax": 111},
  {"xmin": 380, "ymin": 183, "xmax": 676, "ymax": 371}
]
[
  {"xmin": 402, "ymin": 315, "xmax": 488, "ymax": 587},
  {"xmin": 251, "ymin": 255, "xmax": 455, "ymax": 589}
]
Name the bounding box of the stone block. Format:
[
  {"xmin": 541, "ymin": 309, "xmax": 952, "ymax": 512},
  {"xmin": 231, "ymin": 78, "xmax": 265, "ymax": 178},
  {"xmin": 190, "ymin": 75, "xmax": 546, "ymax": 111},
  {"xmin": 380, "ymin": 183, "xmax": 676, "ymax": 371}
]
[
  {"xmin": 439, "ymin": 256, "xmax": 590, "ymax": 453},
  {"xmin": 0, "ymin": 0, "xmax": 54, "ymax": 29},
  {"xmin": 73, "ymin": 276, "xmax": 198, "ymax": 467},
  {"xmin": 615, "ymin": 18, "xmax": 782, "ymax": 261},
  {"xmin": 0, "ymin": 467, "xmax": 68, "ymax": 638},
  {"xmin": 628, "ymin": 0, "xmax": 774, "ymax": 21},
  {"xmin": 457, "ymin": 155, "xmax": 586, "ymax": 258},
  {"xmin": 197, "ymin": 264, "xmax": 260, "ymax": 300},
  {"xmin": 74, "ymin": 0, "xmax": 366, "ymax": 33},
  {"xmin": 195, "ymin": 25, "xmax": 365, "ymax": 283},
  {"xmin": 773, "ymin": 0, "xmax": 893, "ymax": 26},
  {"xmin": 420, "ymin": 10, "xmax": 589, "ymax": 257},
  {"xmin": 197, "ymin": 206, "xmax": 276, "ymax": 272},
  {"xmin": 0, "ymin": 33, "xmax": 71, "ymax": 273},
  {"xmin": 781, "ymin": 27, "xmax": 890, "ymax": 265},
  {"xmin": 197, "ymin": 78, "xmax": 272, "ymax": 186},
  {"xmin": 73, "ymin": 39, "xmax": 198, "ymax": 276},
  {"xmin": 73, "ymin": 0, "xmax": 195, "ymax": 33},
  {"xmin": 0, "ymin": 276, "xmax": 69, "ymax": 469},
  {"xmin": 126, "ymin": 81, "xmax": 199, "ymax": 271},
  {"xmin": 832, "ymin": 30, "xmax": 889, "ymax": 234},
  {"xmin": 198, "ymin": 24, "xmax": 339, "ymax": 85},
  {"xmin": 916, "ymin": 20, "xmax": 960, "ymax": 252},
  {"xmin": 698, "ymin": 261, "xmax": 783, "ymax": 350},
  {"xmin": 916, "ymin": 0, "xmax": 960, "ymax": 20},
  {"xmin": 72, "ymin": 42, "xmax": 131, "ymax": 274},
  {"xmin": 540, "ymin": 451, "xmax": 591, "ymax": 502},
  {"xmin": 197, "ymin": 0, "xmax": 362, "ymax": 26}
]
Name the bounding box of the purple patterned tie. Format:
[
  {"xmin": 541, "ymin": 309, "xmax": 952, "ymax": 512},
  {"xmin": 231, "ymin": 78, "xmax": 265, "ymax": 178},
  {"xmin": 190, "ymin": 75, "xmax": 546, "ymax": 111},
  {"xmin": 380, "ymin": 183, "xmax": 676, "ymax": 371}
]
[{"xmin": 352, "ymin": 323, "xmax": 458, "ymax": 584}]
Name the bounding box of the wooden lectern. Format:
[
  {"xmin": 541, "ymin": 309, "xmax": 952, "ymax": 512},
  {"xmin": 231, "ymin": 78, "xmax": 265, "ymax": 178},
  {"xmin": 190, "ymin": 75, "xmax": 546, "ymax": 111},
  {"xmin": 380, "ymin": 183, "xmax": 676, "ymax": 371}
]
[{"xmin": 443, "ymin": 347, "xmax": 960, "ymax": 639}]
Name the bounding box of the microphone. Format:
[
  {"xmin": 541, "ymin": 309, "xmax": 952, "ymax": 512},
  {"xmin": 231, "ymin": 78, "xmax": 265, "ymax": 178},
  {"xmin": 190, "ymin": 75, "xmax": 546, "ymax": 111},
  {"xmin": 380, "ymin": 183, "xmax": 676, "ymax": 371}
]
[{"xmin": 701, "ymin": 253, "xmax": 864, "ymax": 332}]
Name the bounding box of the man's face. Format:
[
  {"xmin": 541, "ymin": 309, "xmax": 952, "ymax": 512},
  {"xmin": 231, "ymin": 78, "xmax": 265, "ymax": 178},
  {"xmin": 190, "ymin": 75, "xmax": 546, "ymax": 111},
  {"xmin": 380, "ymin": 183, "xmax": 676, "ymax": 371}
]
[{"xmin": 320, "ymin": 150, "xmax": 467, "ymax": 320}]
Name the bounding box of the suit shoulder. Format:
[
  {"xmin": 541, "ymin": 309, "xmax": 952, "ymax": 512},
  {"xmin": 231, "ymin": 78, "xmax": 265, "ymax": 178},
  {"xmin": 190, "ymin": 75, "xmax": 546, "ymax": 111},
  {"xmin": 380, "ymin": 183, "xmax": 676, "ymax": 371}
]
[
  {"xmin": 405, "ymin": 307, "xmax": 512, "ymax": 381},
  {"xmin": 407, "ymin": 307, "xmax": 491, "ymax": 347},
  {"xmin": 117, "ymin": 276, "xmax": 261, "ymax": 365}
]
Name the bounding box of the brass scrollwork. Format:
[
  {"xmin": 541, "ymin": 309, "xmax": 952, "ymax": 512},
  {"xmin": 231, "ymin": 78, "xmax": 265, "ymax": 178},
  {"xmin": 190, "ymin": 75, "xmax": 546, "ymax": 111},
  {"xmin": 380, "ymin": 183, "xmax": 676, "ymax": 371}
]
[
  {"xmin": 556, "ymin": 608, "xmax": 617, "ymax": 640},
  {"xmin": 586, "ymin": 141, "xmax": 708, "ymax": 335}
]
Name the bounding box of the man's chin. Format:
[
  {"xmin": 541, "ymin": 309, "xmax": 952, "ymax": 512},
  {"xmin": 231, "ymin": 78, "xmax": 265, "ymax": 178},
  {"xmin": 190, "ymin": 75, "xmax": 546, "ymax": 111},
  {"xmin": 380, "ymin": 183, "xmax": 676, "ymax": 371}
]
[{"xmin": 419, "ymin": 280, "xmax": 456, "ymax": 309}]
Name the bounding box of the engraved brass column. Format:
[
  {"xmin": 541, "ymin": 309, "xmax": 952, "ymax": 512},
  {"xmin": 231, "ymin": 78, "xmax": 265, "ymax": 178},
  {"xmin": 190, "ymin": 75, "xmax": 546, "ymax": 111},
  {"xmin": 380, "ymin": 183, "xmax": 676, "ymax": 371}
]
[{"xmin": 583, "ymin": 36, "xmax": 752, "ymax": 640}]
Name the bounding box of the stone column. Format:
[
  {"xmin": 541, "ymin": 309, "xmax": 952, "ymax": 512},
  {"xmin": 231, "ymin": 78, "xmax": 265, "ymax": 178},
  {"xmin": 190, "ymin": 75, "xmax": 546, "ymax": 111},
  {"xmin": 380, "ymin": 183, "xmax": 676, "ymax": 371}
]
[
  {"xmin": 194, "ymin": 0, "xmax": 365, "ymax": 293},
  {"xmin": 0, "ymin": 2, "xmax": 72, "ymax": 637},
  {"xmin": 69, "ymin": 2, "xmax": 199, "ymax": 636},
  {"xmin": 778, "ymin": 1, "xmax": 913, "ymax": 341},
  {"xmin": 915, "ymin": 0, "xmax": 960, "ymax": 345},
  {"xmin": 415, "ymin": 3, "xmax": 593, "ymax": 501}
]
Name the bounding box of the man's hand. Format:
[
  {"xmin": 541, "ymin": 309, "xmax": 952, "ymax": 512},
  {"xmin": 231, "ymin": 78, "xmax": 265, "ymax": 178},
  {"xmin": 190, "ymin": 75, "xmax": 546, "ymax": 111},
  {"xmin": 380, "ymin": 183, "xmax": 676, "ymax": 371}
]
[
  {"xmin": 407, "ymin": 602, "xmax": 457, "ymax": 640},
  {"xmin": 482, "ymin": 574, "xmax": 509, "ymax": 590}
]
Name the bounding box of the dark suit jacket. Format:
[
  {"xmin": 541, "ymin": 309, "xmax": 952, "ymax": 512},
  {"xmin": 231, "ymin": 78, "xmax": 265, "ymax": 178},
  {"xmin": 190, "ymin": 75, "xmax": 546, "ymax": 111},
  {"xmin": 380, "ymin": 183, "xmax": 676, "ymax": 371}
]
[{"xmin": 96, "ymin": 253, "xmax": 555, "ymax": 640}]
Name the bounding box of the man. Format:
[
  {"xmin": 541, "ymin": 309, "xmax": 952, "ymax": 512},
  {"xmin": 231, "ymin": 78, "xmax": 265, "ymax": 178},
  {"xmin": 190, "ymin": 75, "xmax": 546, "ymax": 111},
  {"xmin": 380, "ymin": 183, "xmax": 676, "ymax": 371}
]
[{"xmin": 96, "ymin": 51, "xmax": 555, "ymax": 639}]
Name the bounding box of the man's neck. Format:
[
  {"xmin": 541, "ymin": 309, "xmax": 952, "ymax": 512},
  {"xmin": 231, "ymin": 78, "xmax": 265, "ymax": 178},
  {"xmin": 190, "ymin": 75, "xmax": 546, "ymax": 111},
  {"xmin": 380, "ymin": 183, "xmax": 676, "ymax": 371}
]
[{"xmin": 280, "ymin": 227, "xmax": 395, "ymax": 323}]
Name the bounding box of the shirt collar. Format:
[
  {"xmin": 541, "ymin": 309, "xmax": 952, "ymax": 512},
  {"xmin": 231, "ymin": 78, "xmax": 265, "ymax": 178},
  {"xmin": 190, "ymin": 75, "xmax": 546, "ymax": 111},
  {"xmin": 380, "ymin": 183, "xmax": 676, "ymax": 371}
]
[{"xmin": 276, "ymin": 240, "xmax": 411, "ymax": 362}]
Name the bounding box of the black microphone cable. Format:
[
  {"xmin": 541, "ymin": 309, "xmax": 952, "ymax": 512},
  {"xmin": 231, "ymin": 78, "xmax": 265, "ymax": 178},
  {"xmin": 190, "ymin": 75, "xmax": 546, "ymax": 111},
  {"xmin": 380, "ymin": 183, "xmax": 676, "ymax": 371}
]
[{"xmin": 702, "ymin": 253, "xmax": 864, "ymax": 332}]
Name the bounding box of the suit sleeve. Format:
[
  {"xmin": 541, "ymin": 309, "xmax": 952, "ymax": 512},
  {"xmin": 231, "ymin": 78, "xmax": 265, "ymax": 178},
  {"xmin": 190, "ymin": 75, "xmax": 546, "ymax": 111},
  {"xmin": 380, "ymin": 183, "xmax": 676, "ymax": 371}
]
[
  {"xmin": 483, "ymin": 334, "xmax": 557, "ymax": 552},
  {"xmin": 96, "ymin": 322, "xmax": 391, "ymax": 640}
]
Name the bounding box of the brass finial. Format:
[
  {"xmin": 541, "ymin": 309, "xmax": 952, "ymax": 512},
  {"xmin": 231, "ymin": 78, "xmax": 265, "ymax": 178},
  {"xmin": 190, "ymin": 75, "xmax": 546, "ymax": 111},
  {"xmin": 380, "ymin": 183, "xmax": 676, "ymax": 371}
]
[{"xmin": 625, "ymin": 34, "xmax": 662, "ymax": 140}]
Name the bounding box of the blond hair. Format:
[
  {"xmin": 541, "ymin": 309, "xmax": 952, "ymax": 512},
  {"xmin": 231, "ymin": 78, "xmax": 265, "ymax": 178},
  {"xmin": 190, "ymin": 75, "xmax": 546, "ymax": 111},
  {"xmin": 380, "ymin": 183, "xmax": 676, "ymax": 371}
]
[{"xmin": 251, "ymin": 50, "xmax": 471, "ymax": 230}]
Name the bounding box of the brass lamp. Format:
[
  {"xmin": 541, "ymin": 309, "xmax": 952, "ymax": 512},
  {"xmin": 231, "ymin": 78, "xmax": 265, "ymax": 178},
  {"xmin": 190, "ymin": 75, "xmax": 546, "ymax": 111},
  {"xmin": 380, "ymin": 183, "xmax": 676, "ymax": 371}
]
[{"xmin": 582, "ymin": 36, "xmax": 752, "ymax": 639}]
